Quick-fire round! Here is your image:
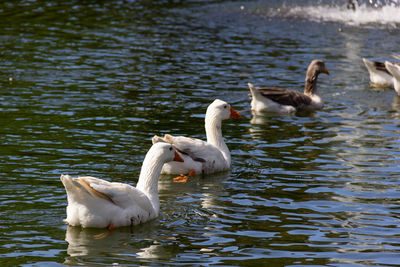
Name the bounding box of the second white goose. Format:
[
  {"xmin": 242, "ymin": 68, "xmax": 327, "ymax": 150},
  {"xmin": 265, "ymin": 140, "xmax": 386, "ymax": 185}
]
[{"xmin": 152, "ymin": 99, "xmax": 241, "ymax": 182}]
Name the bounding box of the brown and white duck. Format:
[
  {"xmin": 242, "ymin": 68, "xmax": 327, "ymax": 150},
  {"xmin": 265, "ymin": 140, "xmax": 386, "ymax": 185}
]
[
  {"xmin": 248, "ymin": 59, "xmax": 329, "ymax": 114},
  {"xmin": 362, "ymin": 58, "xmax": 396, "ymax": 88}
]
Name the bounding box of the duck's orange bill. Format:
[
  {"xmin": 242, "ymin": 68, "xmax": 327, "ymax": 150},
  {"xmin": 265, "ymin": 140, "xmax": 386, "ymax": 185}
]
[
  {"xmin": 230, "ymin": 107, "xmax": 241, "ymax": 118},
  {"xmin": 174, "ymin": 151, "xmax": 184, "ymax": 162}
]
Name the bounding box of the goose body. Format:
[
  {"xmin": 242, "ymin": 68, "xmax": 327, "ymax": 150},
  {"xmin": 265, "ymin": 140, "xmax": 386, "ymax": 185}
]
[
  {"xmin": 248, "ymin": 59, "xmax": 329, "ymax": 114},
  {"xmin": 60, "ymin": 142, "xmax": 183, "ymax": 228},
  {"xmin": 152, "ymin": 99, "xmax": 240, "ymax": 176},
  {"xmin": 363, "ymin": 58, "xmax": 394, "ymax": 88},
  {"xmin": 385, "ymin": 61, "xmax": 400, "ymax": 95}
]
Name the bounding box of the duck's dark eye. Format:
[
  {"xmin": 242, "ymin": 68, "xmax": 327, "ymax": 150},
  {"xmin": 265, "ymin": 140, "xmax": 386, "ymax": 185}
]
[
  {"xmin": 169, "ymin": 147, "xmax": 173, "ymax": 151},
  {"xmin": 223, "ymin": 105, "xmax": 227, "ymax": 109}
]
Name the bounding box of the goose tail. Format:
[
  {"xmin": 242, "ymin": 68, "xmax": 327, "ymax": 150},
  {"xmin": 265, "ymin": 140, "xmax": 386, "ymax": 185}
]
[
  {"xmin": 152, "ymin": 134, "xmax": 174, "ymax": 144},
  {"xmin": 60, "ymin": 174, "xmax": 91, "ymax": 201},
  {"xmin": 247, "ymin": 82, "xmax": 262, "ymax": 100}
]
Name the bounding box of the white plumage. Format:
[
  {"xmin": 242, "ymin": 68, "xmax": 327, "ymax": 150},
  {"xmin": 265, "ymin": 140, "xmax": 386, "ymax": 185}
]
[
  {"xmin": 363, "ymin": 58, "xmax": 394, "ymax": 88},
  {"xmin": 60, "ymin": 142, "xmax": 183, "ymax": 228},
  {"xmin": 385, "ymin": 61, "xmax": 400, "ymax": 95},
  {"xmin": 152, "ymin": 99, "xmax": 241, "ymax": 176}
]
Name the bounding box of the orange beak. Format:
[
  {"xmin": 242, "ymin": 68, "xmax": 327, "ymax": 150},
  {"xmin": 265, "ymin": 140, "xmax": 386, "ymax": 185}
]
[
  {"xmin": 323, "ymin": 68, "xmax": 330, "ymax": 75},
  {"xmin": 173, "ymin": 151, "xmax": 184, "ymax": 162},
  {"xmin": 230, "ymin": 107, "xmax": 241, "ymax": 118}
]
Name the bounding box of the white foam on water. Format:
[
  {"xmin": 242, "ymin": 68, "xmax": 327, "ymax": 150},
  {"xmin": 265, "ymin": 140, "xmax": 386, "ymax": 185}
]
[{"xmin": 264, "ymin": 1, "xmax": 400, "ymax": 27}]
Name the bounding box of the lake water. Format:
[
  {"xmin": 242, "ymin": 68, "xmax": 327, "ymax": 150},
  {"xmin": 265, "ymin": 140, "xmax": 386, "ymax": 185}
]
[{"xmin": 1, "ymin": 0, "xmax": 400, "ymax": 266}]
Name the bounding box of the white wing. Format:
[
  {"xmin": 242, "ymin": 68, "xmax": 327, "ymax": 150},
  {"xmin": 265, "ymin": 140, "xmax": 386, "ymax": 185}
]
[
  {"xmin": 169, "ymin": 135, "xmax": 224, "ymax": 164},
  {"xmin": 152, "ymin": 134, "xmax": 229, "ymax": 174},
  {"xmin": 84, "ymin": 177, "xmax": 154, "ymax": 212},
  {"xmin": 61, "ymin": 174, "xmax": 156, "ymax": 227},
  {"xmin": 62, "ymin": 175, "xmax": 153, "ymax": 212}
]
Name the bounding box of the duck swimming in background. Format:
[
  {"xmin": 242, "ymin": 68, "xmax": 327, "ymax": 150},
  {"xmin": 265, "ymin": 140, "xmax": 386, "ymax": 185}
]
[
  {"xmin": 152, "ymin": 99, "xmax": 241, "ymax": 182},
  {"xmin": 385, "ymin": 61, "xmax": 400, "ymax": 95},
  {"xmin": 362, "ymin": 58, "xmax": 396, "ymax": 88},
  {"xmin": 60, "ymin": 142, "xmax": 184, "ymax": 229},
  {"xmin": 248, "ymin": 59, "xmax": 329, "ymax": 114}
]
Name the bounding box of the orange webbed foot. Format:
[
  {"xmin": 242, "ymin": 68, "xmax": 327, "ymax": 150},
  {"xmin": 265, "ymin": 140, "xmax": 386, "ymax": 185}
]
[
  {"xmin": 173, "ymin": 170, "xmax": 196, "ymax": 183},
  {"xmin": 93, "ymin": 224, "xmax": 115, "ymax": 239}
]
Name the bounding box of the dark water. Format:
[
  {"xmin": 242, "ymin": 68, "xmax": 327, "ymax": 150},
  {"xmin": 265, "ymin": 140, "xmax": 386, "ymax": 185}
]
[{"xmin": 1, "ymin": 0, "xmax": 400, "ymax": 266}]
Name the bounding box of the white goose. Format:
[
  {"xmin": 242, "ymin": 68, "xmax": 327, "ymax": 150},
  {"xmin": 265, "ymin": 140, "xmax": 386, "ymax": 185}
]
[
  {"xmin": 60, "ymin": 142, "xmax": 184, "ymax": 229},
  {"xmin": 152, "ymin": 99, "xmax": 241, "ymax": 182},
  {"xmin": 363, "ymin": 58, "xmax": 394, "ymax": 88},
  {"xmin": 385, "ymin": 61, "xmax": 400, "ymax": 95},
  {"xmin": 248, "ymin": 59, "xmax": 329, "ymax": 114}
]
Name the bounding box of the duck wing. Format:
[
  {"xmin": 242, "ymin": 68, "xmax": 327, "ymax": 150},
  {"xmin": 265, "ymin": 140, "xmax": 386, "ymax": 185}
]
[
  {"xmin": 257, "ymin": 87, "xmax": 312, "ymax": 108},
  {"xmin": 153, "ymin": 134, "xmax": 222, "ymax": 163},
  {"xmin": 371, "ymin": 61, "xmax": 391, "ymax": 75},
  {"xmin": 61, "ymin": 175, "xmax": 154, "ymax": 212}
]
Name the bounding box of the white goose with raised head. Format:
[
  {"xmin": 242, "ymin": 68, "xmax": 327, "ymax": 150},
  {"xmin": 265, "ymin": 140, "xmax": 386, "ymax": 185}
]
[
  {"xmin": 60, "ymin": 142, "xmax": 184, "ymax": 229},
  {"xmin": 248, "ymin": 59, "xmax": 329, "ymax": 114},
  {"xmin": 152, "ymin": 99, "xmax": 241, "ymax": 182}
]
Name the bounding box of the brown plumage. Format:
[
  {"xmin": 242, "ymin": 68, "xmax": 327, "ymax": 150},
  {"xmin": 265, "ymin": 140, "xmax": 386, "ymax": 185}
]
[
  {"xmin": 372, "ymin": 61, "xmax": 391, "ymax": 75},
  {"xmin": 248, "ymin": 60, "xmax": 329, "ymax": 113},
  {"xmin": 363, "ymin": 58, "xmax": 400, "ymax": 88},
  {"xmin": 256, "ymin": 87, "xmax": 312, "ymax": 108}
]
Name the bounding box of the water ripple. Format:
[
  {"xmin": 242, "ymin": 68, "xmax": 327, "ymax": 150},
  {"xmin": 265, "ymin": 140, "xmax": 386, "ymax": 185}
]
[{"xmin": 1, "ymin": 0, "xmax": 400, "ymax": 266}]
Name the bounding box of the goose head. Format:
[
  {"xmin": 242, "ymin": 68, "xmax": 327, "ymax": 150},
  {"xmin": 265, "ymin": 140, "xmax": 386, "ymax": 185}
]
[
  {"xmin": 306, "ymin": 60, "xmax": 329, "ymax": 79},
  {"xmin": 150, "ymin": 142, "xmax": 184, "ymax": 163},
  {"xmin": 205, "ymin": 99, "xmax": 241, "ymax": 122},
  {"xmin": 305, "ymin": 60, "xmax": 329, "ymax": 95}
]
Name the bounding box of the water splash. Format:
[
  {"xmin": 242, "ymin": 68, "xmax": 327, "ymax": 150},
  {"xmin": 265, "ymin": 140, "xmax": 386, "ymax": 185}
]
[{"xmin": 262, "ymin": 0, "xmax": 400, "ymax": 27}]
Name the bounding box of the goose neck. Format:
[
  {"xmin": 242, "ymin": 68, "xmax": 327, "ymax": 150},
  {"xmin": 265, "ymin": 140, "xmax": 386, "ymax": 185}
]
[
  {"xmin": 136, "ymin": 151, "xmax": 164, "ymax": 214},
  {"xmin": 205, "ymin": 116, "xmax": 231, "ymax": 165},
  {"xmin": 304, "ymin": 77, "xmax": 319, "ymax": 96},
  {"xmin": 205, "ymin": 117, "xmax": 223, "ymax": 147}
]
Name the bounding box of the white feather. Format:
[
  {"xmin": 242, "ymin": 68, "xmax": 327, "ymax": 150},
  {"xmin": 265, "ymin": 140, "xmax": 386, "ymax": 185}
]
[
  {"xmin": 363, "ymin": 58, "xmax": 393, "ymax": 88},
  {"xmin": 60, "ymin": 142, "xmax": 179, "ymax": 228},
  {"xmin": 152, "ymin": 99, "xmax": 240, "ymax": 175},
  {"xmin": 385, "ymin": 61, "xmax": 400, "ymax": 95}
]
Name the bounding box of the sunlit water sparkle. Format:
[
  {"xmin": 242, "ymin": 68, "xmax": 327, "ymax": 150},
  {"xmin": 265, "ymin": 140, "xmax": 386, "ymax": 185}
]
[{"xmin": 1, "ymin": 0, "xmax": 400, "ymax": 266}]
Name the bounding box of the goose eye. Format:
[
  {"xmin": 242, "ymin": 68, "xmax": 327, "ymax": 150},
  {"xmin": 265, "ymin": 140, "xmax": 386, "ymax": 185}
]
[
  {"xmin": 169, "ymin": 147, "xmax": 173, "ymax": 151},
  {"xmin": 223, "ymin": 105, "xmax": 227, "ymax": 109}
]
